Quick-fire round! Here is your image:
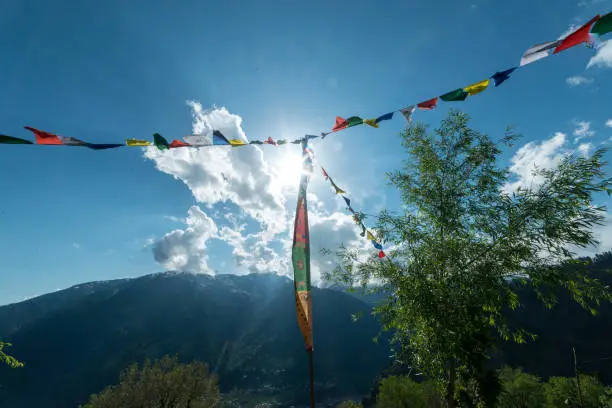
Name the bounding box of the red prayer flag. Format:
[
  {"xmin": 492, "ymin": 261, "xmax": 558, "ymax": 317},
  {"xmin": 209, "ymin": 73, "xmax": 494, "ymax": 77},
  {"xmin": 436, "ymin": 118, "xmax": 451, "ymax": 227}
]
[
  {"xmin": 554, "ymin": 15, "xmax": 600, "ymax": 54},
  {"xmin": 321, "ymin": 168, "xmax": 329, "ymax": 180},
  {"xmin": 332, "ymin": 116, "xmax": 348, "ymax": 132},
  {"xmin": 264, "ymin": 137, "xmax": 278, "ymax": 146},
  {"xmin": 169, "ymin": 140, "xmax": 191, "ymax": 148},
  {"xmin": 24, "ymin": 126, "xmax": 63, "ymax": 145},
  {"xmin": 378, "ymin": 251, "xmax": 386, "ymax": 258},
  {"xmin": 417, "ymin": 97, "xmax": 438, "ymax": 110}
]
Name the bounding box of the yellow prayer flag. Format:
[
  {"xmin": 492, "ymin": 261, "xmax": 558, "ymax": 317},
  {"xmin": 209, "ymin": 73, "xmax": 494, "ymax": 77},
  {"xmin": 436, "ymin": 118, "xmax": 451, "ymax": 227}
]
[
  {"xmin": 334, "ymin": 186, "xmax": 346, "ymax": 195},
  {"xmin": 464, "ymin": 79, "xmax": 490, "ymax": 96},
  {"xmin": 126, "ymin": 138, "xmax": 152, "ymax": 146},
  {"xmin": 367, "ymin": 231, "xmax": 375, "ymax": 241},
  {"xmin": 229, "ymin": 139, "xmax": 247, "ymax": 146},
  {"xmin": 363, "ymin": 119, "xmax": 379, "ymax": 128}
]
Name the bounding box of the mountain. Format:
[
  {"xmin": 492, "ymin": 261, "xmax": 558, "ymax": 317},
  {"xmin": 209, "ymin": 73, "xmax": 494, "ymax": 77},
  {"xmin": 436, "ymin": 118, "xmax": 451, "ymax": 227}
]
[{"xmin": 0, "ymin": 272, "xmax": 391, "ymax": 408}]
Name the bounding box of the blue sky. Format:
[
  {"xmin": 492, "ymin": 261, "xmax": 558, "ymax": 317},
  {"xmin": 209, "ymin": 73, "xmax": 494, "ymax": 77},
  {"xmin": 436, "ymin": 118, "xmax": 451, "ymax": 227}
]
[{"xmin": 0, "ymin": 0, "xmax": 611, "ymax": 305}]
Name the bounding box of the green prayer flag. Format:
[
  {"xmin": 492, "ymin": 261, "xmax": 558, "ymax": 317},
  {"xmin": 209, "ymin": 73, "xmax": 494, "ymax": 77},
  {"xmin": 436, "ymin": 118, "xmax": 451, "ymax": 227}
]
[
  {"xmin": 440, "ymin": 88, "xmax": 468, "ymax": 102},
  {"xmin": 346, "ymin": 116, "xmax": 364, "ymax": 127},
  {"xmin": 0, "ymin": 134, "xmax": 33, "ymax": 144},
  {"xmin": 153, "ymin": 133, "xmax": 170, "ymax": 150},
  {"xmin": 592, "ymin": 12, "xmax": 612, "ymax": 36}
]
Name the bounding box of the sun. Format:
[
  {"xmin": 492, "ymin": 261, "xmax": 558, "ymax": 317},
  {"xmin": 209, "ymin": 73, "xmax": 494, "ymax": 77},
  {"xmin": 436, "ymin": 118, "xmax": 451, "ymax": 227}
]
[{"xmin": 274, "ymin": 150, "xmax": 306, "ymax": 188}]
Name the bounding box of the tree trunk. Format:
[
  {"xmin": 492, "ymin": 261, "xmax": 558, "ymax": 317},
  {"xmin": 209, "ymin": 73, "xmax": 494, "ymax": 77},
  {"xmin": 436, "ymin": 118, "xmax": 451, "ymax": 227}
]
[{"xmin": 446, "ymin": 362, "xmax": 456, "ymax": 408}]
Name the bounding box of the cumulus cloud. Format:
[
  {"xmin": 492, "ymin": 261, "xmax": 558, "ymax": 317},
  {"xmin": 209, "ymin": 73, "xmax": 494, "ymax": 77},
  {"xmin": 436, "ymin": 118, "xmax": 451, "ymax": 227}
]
[
  {"xmin": 605, "ymin": 119, "xmax": 612, "ymax": 128},
  {"xmin": 144, "ymin": 103, "xmax": 287, "ymax": 239},
  {"xmin": 566, "ymin": 75, "xmax": 593, "ymax": 87},
  {"xmin": 152, "ymin": 206, "xmax": 218, "ymax": 273},
  {"xmin": 577, "ymin": 142, "xmax": 594, "ymax": 156},
  {"xmin": 504, "ymin": 132, "xmax": 569, "ymax": 193},
  {"xmin": 146, "ymin": 103, "xmax": 368, "ymax": 280},
  {"xmin": 587, "ymin": 39, "xmax": 612, "ymax": 69},
  {"xmin": 573, "ymin": 120, "xmax": 595, "ymax": 143}
]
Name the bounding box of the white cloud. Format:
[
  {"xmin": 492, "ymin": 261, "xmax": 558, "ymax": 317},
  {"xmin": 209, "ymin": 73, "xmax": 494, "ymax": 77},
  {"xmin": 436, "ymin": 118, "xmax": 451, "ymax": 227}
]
[
  {"xmin": 146, "ymin": 103, "xmax": 369, "ymax": 281},
  {"xmin": 587, "ymin": 39, "xmax": 612, "ymax": 69},
  {"xmin": 573, "ymin": 120, "xmax": 595, "ymax": 143},
  {"xmin": 605, "ymin": 119, "xmax": 612, "ymax": 128},
  {"xmin": 144, "ymin": 103, "xmax": 287, "ymax": 240},
  {"xmin": 566, "ymin": 75, "xmax": 594, "ymax": 87},
  {"xmin": 504, "ymin": 132, "xmax": 568, "ymax": 193},
  {"xmin": 577, "ymin": 142, "xmax": 594, "ymax": 156},
  {"xmin": 152, "ymin": 206, "xmax": 218, "ymax": 273}
]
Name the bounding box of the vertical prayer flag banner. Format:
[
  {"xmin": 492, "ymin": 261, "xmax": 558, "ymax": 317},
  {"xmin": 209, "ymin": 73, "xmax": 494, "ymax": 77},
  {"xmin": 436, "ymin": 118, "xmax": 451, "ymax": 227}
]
[
  {"xmin": 554, "ymin": 15, "xmax": 600, "ymax": 54},
  {"xmin": 292, "ymin": 138, "xmax": 314, "ymax": 351}
]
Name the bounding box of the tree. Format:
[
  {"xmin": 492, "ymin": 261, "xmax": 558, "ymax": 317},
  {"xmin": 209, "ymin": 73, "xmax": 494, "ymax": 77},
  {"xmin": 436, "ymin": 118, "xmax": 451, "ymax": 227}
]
[
  {"xmin": 496, "ymin": 366, "xmax": 545, "ymax": 408},
  {"xmin": 375, "ymin": 376, "xmax": 442, "ymax": 408},
  {"xmin": 544, "ymin": 374, "xmax": 605, "ymax": 408},
  {"xmin": 0, "ymin": 341, "xmax": 23, "ymax": 368},
  {"xmin": 83, "ymin": 355, "xmax": 220, "ymax": 408},
  {"xmin": 327, "ymin": 111, "xmax": 612, "ymax": 407},
  {"xmin": 335, "ymin": 400, "xmax": 363, "ymax": 408}
]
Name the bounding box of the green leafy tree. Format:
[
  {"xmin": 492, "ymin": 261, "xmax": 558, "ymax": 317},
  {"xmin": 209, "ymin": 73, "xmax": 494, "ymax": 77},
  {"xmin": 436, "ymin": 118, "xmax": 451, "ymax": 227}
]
[
  {"xmin": 83, "ymin": 355, "xmax": 220, "ymax": 408},
  {"xmin": 327, "ymin": 111, "xmax": 612, "ymax": 407},
  {"xmin": 496, "ymin": 366, "xmax": 545, "ymax": 408},
  {"xmin": 335, "ymin": 400, "xmax": 363, "ymax": 408},
  {"xmin": 544, "ymin": 374, "xmax": 605, "ymax": 408},
  {"xmin": 0, "ymin": 341, "xmax": 23, "ymax": 368},
  {"xmin": 375, "ymin": 376, "xmax": 442, "ymax": 408}
]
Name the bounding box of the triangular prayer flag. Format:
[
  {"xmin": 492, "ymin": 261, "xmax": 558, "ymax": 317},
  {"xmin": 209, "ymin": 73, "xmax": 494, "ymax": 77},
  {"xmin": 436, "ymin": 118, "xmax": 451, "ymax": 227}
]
[
  {"xmin": 332, "ymin": 116, "xmax": 348, "ymax": 132},
  {"xmin": 591, "ymin": 12, "xmax": 612, "ymax": 36},
  {"xmin": 367, "ymin": 231, "xmax": 375, "ymax": 241},
  {"xmin": 25, "ymin": 126, "xmax": 63, "ymax": 145},
  {"xmin": 333, "ymin": 182, "xmax": 345, "ymax": 195},
  {"xmin": 363, "ymin": 119, "xmax": 379, "ymax": 128},
  {"xmin": 250, "ymin": 140, "xmax": 264, "ymax": 145},
  {"xmin": 153, "ymin": 133, "xmax": 170, "ymax": 150},
  {"xmin": 170, "ymin": 140, "xmax": 191, "ymax": 148},
  {"xmin": 464, "ymin": 79, "xmax": 490, "ymax": 96},
  {"xmin": 183, "ymin": 135, "xmax": 211, "ymax": 146},
  {"xmin": 371, "ymin": 241, "xmax": 383, "ymax": 251},
  {"xmin": 417, "ymin": 97, "xmax": 438, "ymax": 110},
  {"xmin": 126, "ymin": 138, "xmax": 151, "ymax": 146},
  {"xmin": 353, "ymin": 214, "xmax": 361, "ymax": 223},
  {"xmin": 554, "ymin": 15, "xmax": 600, "ymax": 54},
  {"xmin": 0, "ymin": 134, "xmax": 33, "ymax": 144},
  {"xmin": 360, "ymin": 226, "xmax": 366, "ymax": 237},
  {"xmin": 58, "ymin": 136, "xmax": 88, "ymax": 146},
  {"xmin": 86, "ymin": 143, "xmax": 124, "ymax": 150},
  {"xmin": 264, "ymin": 137, "xmax": 278, "ymax": 146},
  {"xmin": 375, "ymin": 112, "xmax": 394, "ymax": 123},
  {"xmin": 440, "ymin": 88, "xmax": 468, "ymax": 102},
  {"xmin": 378, "ymin": 251, "xmax": 386, "ymax": 259},
  {"xmin": 277, "ymin": 139, "xmax": 288, "ymax": 145},
  {"xmin": 342, "ymin": 196, "xmax": 351, "ymax": 208},
  {"xmin": 400, "ymin": 106, "xmax": 416, "ymax": 123},
  {"xmin": 346, "ymin": 116, "xmax": 364, "ymax": 127},
  {"xmin": 229, "ymin": 139, "xmax": 247, "ymax": 146},
  {"xmin": 520, "ymin": 40, "xmax": 562, "ymax": 66},
  {"xmin": 321, "ymin": 168, "xmax": 329, "ymax": 180},
  {"xmin": 213, "ymin": 130, "xmax": 231, "ymax": 146},
  {"xmin": 490, "ymin": 67, "xmax": 517, "ymax": 87}
]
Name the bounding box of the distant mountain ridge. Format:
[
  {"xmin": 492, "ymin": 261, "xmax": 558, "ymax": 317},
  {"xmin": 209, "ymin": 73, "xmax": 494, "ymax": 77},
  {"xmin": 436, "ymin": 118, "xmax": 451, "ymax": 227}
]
[{"xmin": 0, "ymin": 272, "xmax": 390, "ymax": 408}]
